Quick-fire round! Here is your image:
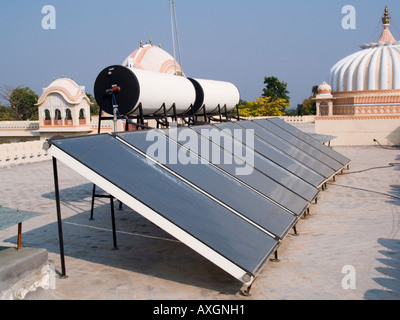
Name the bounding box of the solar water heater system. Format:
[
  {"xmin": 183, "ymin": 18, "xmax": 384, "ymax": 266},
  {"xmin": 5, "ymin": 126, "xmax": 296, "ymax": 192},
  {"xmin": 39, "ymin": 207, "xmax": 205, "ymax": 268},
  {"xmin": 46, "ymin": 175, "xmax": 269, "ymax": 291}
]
[{"xmin": 46, "ymin": 65, "xmax": 350, "ymax": 294}]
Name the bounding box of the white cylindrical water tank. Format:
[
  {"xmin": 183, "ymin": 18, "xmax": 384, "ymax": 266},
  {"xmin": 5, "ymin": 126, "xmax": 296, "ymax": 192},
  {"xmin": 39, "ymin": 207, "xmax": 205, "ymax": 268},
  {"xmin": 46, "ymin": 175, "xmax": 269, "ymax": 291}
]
[
  {"xmin": 189, "ymin": 78, "xmax": 241, "ymax": 114},
  {"xmin": 131, "ymin": 68, "xmax": 196, "ymax": 115},
  {"xmin": 94, "ymin": 65, "xmax": 196, "ymax": 116}
]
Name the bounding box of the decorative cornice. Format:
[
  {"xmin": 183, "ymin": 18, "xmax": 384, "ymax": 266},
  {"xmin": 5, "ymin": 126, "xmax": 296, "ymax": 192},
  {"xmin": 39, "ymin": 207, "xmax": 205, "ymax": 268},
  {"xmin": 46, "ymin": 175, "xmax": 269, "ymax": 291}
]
[{"xmin": 315, "ymin": 115, "xmax": 400, "ymax": 120}]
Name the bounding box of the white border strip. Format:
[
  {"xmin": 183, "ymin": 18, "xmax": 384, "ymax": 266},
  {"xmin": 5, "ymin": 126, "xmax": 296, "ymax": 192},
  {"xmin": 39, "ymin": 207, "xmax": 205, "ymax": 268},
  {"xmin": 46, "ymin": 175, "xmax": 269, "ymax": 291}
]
[{"xmin": 48, "ymin": 144, "xmax": 253, "ymax": 285}]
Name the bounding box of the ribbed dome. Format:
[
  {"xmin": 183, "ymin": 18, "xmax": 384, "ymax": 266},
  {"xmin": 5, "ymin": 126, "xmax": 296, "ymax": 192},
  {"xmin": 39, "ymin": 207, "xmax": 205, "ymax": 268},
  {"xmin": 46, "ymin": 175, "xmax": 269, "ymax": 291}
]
[
  {"xmin": 122, "ymin": 42, "xmax": 184, "ymax": 76},
  {"xmin": 329, "ymin": 7, "xmax": 400, "ymax": 92}
]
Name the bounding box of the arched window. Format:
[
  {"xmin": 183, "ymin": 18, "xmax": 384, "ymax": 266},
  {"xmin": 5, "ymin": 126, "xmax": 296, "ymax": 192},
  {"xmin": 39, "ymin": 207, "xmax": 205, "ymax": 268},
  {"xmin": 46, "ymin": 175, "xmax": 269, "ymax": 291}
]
[
  {"xmin": 79, "ymin": 108, "xmax": 86, "ymax": 125},
  {"xmin": 44, "ymin": 109, "xmax": 52, "ymax": 125},
  {"xmin": 65, "ymin": 109, "xmax": 73, "ymax": 125},
  {"xmin": 54, "ymin": 109, "xmax": 63, "ymax": 126}
]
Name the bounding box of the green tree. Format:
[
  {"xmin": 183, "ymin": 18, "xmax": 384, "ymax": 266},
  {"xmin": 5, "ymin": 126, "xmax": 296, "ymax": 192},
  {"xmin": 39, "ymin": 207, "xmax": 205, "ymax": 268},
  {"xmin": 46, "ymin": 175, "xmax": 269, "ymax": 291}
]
[
  {"xmin": 296, "ymin": 85, "xmax": 319, "ymax": 115},
  {"xmin": 284, "ymin": 108, "xmax": 298, "ymax": 116},
  {"xmin": 262, "ymin": 76, "xmax": 290, "ymax": 113},
  {"xmin": 0, "ymin": 86, "xmax": 39, "ymax": 120},
  {"xmin": 262, "ymin": 76, "xmax": 290, "ymax": 102},
  {"xmin": 0, "ymin": 105, "xmax": 17, "ymax": 121},
  {"xmin": 86, "ymin": 93, "xmax": 100, "ymax": 116},
  {"xmin": 239, "ymin": 97, "xmax": 289, "ymax": 117}
]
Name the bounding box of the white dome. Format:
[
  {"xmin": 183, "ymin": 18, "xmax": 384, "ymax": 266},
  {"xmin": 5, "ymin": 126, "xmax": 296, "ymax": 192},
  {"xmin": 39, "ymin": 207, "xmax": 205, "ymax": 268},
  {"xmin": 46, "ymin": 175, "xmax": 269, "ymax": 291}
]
[
  {"xmin": 329, "ymin": 43, "xmax": 400, "ymax": 92},
  {"xmin": 38, "ymin": 78, "xmax": 88, "ymax": 105},
  {"xmin": 329, "ymin": 9, "xmax": 400, "ymax": 92}
]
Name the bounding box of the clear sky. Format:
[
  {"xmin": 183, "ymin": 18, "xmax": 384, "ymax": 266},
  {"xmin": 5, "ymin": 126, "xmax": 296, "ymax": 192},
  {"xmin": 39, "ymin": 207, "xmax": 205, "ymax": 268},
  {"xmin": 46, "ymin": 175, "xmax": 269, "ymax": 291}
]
[{"xmin": 1, "ymin": 0, "xmax": 400, "ymax": 108}]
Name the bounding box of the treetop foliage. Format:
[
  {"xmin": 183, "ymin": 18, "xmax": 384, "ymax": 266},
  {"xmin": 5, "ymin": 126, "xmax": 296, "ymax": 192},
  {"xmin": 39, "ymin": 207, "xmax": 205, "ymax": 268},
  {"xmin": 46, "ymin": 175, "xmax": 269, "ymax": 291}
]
[
  {"xmin": 239, "ymin": 76, "xmax": 290, "ymax": 117},
  {"xmin": 239, "ymin": 96, "xmax": 290, "ymax": 117},
  {"xmin": 0, "ymin": 86, "xmax": 39, "ymax": 121}
]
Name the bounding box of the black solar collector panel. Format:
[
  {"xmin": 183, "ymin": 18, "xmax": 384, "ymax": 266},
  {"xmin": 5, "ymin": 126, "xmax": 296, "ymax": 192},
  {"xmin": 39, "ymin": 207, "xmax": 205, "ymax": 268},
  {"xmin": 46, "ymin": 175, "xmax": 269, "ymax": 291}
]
[
  {"xmin": 116, "ymin": 130, "xmax": 297, "ymax": 240},
  {"xmin": 253, "ymin": 119, "xmax": 343, "ymax": 171},
  {"xmin": 49, "ymin": 134, "xmax": 279, "ymax": 282},
  {"xmin": 188, "ymin": 125, "xmax": 311, "ymax": 215},
  {"xmin": 48, "ymin": 119, "xmax": 348, "ymax": 289},
  {"xmin": 236, "ymin": 120, "xmax": 336, "ymax": 179},
  {"xmin": 212, "ymin": 122, "xmax": 321, "ymax": 198},
  {"xmin": 266, "ymin": 117, "xmax": 351, "ymax": 166},
  {"xmin": 214, "ymin": 122, "xmax": 325, "ymax": 187}
]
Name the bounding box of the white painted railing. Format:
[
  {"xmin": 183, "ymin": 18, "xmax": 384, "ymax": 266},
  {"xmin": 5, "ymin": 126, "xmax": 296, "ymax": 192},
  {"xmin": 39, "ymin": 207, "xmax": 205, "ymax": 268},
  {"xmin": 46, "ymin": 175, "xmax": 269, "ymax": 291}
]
[
  {"xmin": 0, "ymin": 121, "xmax": 40, "ymax": 130},
  {"xmin": 0, "ymin": 140, "xmax": 50, "ymax": 167},
  {"xmin": 281, "ymin": 115, "xmax": 315, "ymax": 123}
]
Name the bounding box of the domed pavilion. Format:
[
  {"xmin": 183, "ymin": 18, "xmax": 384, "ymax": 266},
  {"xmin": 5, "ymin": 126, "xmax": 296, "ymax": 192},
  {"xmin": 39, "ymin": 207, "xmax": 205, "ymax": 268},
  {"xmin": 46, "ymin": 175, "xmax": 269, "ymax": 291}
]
[
  {"xmin": 315, "ymin": 6, "xmax": 400, "ymax": 146},
  {"xmin": 36, "ymin": 77, "xmax": 93, "ymax": 140}
]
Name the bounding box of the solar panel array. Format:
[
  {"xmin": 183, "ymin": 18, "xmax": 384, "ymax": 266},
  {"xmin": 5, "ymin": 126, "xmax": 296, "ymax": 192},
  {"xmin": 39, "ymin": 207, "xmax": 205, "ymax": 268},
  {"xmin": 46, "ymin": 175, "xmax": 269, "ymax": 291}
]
[{"xmin": 48, "ymin": 117, "xmax": 350, "ymax": 287}]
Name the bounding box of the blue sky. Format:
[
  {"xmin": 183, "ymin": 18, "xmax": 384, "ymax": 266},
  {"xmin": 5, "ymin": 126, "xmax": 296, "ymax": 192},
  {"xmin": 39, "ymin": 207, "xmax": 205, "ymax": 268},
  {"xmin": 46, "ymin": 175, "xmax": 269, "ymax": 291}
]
[{"xmin": 1, "ymin": 0, "xmax": 400, "ymax": 108}]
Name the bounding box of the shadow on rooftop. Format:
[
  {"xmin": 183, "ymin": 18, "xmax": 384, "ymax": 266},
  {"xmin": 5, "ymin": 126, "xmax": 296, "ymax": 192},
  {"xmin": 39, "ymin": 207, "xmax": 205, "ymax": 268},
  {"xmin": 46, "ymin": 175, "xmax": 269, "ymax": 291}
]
[
  {"xmin": 364, "ymin": 238, "xmax": 400, "ymax": 300},
  {"xmin": 387, "ymin": 185, "xmax": 400, "ymax": 206},
  {"xmin": 4, "ymin": 184, "xmax": 243, "ymax": 296}
]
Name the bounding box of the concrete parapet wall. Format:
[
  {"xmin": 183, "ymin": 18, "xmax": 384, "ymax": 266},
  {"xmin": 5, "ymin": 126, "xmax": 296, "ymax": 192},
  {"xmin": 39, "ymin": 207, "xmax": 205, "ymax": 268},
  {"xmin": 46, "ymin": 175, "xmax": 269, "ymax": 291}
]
[
  {"xmin": 315, "ymin": 116, "xmax": 400, "ymax": 146},
  {"xmin": 242, "ymin": 116, "xmax": 315, "ymax": 123},
  {"xmin": 0, "ymin": 140, "xmax": 50, "ymax": 167}
]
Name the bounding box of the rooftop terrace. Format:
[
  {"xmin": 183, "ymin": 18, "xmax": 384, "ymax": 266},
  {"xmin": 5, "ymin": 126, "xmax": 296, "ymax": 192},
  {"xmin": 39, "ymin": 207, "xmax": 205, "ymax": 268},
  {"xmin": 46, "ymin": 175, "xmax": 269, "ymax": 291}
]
[{"xmin": 0, "ymin": 124, "xmax": 399, "ymax": 300}]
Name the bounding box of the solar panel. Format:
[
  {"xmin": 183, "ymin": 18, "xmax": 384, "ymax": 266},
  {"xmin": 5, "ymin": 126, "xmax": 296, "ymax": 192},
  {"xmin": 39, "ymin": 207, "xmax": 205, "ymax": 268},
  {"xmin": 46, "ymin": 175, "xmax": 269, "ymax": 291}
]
[
  {"xmin": 116, "ymin": 130, "xmax": 297, "ymax": 240},
  {"xmin": 235, "ymin": 120, "xmax": 336, "ymax": 180},
  {"xmin": 48, "ymin": 134, "xmax": 279, "ymax": 284},
  {"xmin": 48, "ymin": 118, "xmax": 349, "ymax": 290},
  {"xmin": 212, "ymin": 121, "xmax": 325, "ymax": 188},
  {"xmin": 253, "ymin": 119, "xmax": 343, "ymax": 171},
  {"xmin": 188, "ymin": 125, "xmax": 312, "ymax": 214},
  {"xmin": 266, "ymin": 117, "xmax": 350, "ymax": 166}
]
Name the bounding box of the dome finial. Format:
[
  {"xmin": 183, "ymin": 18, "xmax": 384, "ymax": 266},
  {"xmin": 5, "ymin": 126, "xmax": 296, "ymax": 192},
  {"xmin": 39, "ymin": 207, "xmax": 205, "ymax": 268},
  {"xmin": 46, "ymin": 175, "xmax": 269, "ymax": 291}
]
[{"xmin": 382, "ymin": 5, "xmax": 390, "ymax": 25}]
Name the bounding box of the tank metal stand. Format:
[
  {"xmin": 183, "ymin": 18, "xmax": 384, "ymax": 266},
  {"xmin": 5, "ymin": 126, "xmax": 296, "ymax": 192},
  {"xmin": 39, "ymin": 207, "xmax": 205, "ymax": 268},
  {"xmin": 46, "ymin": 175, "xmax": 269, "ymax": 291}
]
[{"xmin": 89, "ymin": 185, "xmax": 119, "ymax": 250}]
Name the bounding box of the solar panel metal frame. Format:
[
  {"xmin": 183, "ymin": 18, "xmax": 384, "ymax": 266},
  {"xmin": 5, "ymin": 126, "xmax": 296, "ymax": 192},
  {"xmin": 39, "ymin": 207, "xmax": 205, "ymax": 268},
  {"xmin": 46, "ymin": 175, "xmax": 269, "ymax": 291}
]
[{"xmin": 48, "ymin": 133, "xmax": 283, "ymax": 285}]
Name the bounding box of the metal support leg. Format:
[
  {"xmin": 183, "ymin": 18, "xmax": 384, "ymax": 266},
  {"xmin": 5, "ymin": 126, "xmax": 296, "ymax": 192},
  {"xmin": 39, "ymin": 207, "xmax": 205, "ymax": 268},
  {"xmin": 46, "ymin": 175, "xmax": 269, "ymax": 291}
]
[
  {"xmin": 271, "ymin": 250, "xmax": 280, "ymax": 262},
  {"xmin": 293, "ymin": 224, "xmax": 299, "ymax": 236},
  {"xmin": 110, "ymin": 197, "xmax": 118, "ymax": 250},
  {"xmin": 240, "ymin": 280, "xmax": 255, "ymax": 297},
  {"xmin": 90, "ymin": 184, "xmax": 96, "ymax": 220},
  {"xmin": 52, "ymin": 157, "xmax": 67, "ymax": 279}
]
